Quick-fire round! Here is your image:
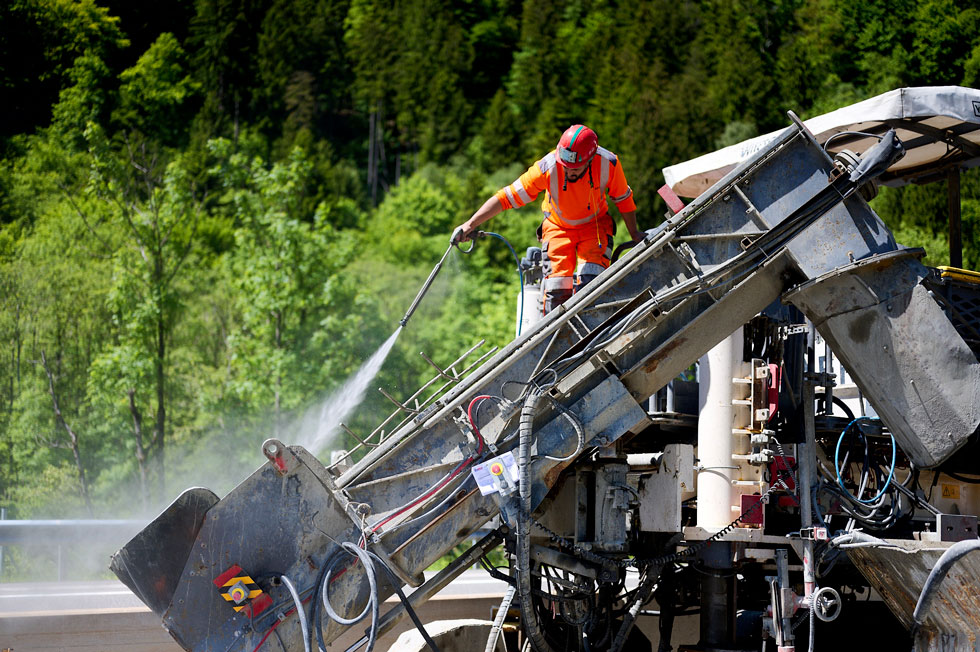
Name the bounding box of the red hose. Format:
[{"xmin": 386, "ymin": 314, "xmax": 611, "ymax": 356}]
[
  {"xmin": 467, "ymin": 395, "xmax": 494, "ymax": 454},
  {"xmin": 370, "ymin": 456, "xmax": 473, "ymax": 533},
  {"xmin": 367, "ymin": 394, "xmax": 496, "ymax": 534}
]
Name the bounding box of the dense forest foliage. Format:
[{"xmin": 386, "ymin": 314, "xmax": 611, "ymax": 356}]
[{"xmin": 2, "ymin": 0, "xmax": 980, "ymax": 577}]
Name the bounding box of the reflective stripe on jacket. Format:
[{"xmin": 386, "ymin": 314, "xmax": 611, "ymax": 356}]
[{"xmin": 494, "ymin": 146, "xmax": 637, "ymax": 228}]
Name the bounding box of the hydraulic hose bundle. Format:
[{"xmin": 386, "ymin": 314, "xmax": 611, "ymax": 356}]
[
  {"xmin": 813, "ymin": 416, "xmax": 918, "ymax": 532},
  {"xmin": 518, "ymin": 383, "xmax": 557, "ymax": 652}
]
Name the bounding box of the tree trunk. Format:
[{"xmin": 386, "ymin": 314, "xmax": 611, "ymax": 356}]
[
  {"xmin": 274, "ymin": 309, "xmax": 282, "ymax": 439},
  {"xmin": 128, "ymin": 389, "xmax": 149, "ymax": 512},
  {"xmin": 15, "ymin": 302, "xmax": 21, "ymax": 400},
  {"xmin": 368, "ymin": 108, "xmax": 376, "ymax": 207},
  {"xmin": 40, "ymin": 350, "xmax": 93, "ymax": 516},
  {"xmin": 155, "ymin": 305, "xmax": 166, "ymax": 501}
]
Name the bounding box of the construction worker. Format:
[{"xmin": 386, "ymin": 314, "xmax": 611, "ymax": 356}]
[{"xmin": 452, "ymin": 124, "xmax": 641, "ymax": 312}]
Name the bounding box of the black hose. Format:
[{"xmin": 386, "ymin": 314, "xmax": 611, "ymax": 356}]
[
  {"xmin": 936, "ymin": 469, "xmax": 980, "ymax": 484},
  {"xmin": 363, "ymin": 550, "xmax": 441, "ymax": 652},
  {"xmin": 913, "ymin": 539, "xmax": 980, "ymax": 630},
  {"xmin": 610, "ymin": 240, "xmax": 636, "ymax": 263},
  {"xmin": 518, "ymin": 385, "xmax": 556, "ymax": 652},
  {"xmin": 816, "ymin": 394, "xmax": 855, "ymax": 420},
  {"xmin": 609, "ymin": 568, "xmax": 657, "ymax": 652}
]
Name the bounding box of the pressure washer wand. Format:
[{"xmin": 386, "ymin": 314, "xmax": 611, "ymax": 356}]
[{"xmin": 399, "ymin": 242, "xmax": 456, "ymax": 328}]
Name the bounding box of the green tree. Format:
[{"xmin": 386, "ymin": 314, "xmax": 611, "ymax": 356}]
[
  {"xmin": 255, "ymin": 0, "xmax": 352, "ymax": 146},
  {"xmin": 214, "ymin": 140, "xmax": 356, "ymax": 434},
  {"xmin": 0, "ymin": 0, "xmax": 127, "ymax": 141},
  {"xmin": 113, "ymin": 32, "xmax": 200, "ymax": 146},
  {"xmin": 187, "ymin": 0, "xmax": 270, "ymax": 141},
  {"xmin": 79, "ymin": 125, "xmax": 203, "ymax": 506}
]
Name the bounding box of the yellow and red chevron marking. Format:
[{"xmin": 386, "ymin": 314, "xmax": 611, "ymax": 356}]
[
  {"xmin": 214, "ymin": 565, "xmax": 265, "ymax": 612},
  {"xmin": 220, "ymin": 574, "xmax": 257, "ymax": 588}
]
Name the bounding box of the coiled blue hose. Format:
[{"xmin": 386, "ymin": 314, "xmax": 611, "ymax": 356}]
[{"xmin": 834, "ymin": 416, "xmax": 895, "ymax": 505}]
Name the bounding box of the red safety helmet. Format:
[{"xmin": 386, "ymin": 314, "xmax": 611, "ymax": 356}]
[{"xmin": 556, "ymin": 124, "xmax": 598, "ymax": 168}]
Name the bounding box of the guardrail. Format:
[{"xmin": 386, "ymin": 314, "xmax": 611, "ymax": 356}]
[
  {"xmin": 0, "ymin": 519, "xmax": 492, "ymax": 582},
  {"xmin": 0, "ymin": 518, "xmax": 146, "ymax": 581}
]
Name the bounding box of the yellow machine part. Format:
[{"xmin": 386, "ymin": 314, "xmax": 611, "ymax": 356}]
[{"xmin": 938, "ymin": 266, "xmax": 980, "ymax": 284}]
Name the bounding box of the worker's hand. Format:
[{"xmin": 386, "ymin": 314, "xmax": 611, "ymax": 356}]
[
  {"xmin": 628, "ymin": 228, "xmax": 645, "ymax": 244},
  {"xmin": 451, "ymin": 223, "xmax": 473, "ymax": 244}
]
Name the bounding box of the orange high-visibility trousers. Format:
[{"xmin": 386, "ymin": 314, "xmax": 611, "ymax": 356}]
[{"xmin": 541, "ymin": 213, "xmax": 615, "ymax": 280}]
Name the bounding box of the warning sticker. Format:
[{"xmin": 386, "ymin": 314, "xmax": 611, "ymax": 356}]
[
  {"xmin": 941, "ymin": 483, "xmax": 961, "ymax": 500},
  {"xmin": 471, "ymin": 451, "xmax": 519, "ymax": 496}
]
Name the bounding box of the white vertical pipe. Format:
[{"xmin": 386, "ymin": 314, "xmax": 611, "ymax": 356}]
[{"xmin": 697, "ymin": 329, "xmax": 742, "ymax": 531}]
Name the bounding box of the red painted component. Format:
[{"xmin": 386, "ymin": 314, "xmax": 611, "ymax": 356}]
[
  {"xmin": 740, "ymin": 494, "xmax": 765, "ymax": 526},
  {"xmin": 770, "ymin": 455, "xmax": 796, "ymax": 492},
  {"xmin": 768, "ymin": 363, "xmax": 781, "ymax": 421},
  {"xmin": 657, "ymin": 183, "xmax": 686, "ymax": 215},
  {"xmin": 213, "ymin": 564, "xmax": 243, "ymax": 588},
  {"xmin": 272, "ymin": 456, "xmax": 287, "ymax": 473},
  {"xmin": 243, "ymin": 593, "xmax": 273, "ymax": 617}
]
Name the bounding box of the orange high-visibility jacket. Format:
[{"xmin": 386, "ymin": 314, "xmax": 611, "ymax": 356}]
[{"xmin": 494, "ymin": 147, "xmax": 636, "ymax": 228}]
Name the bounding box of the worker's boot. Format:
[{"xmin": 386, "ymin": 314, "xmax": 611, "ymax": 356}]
[{"xmin": 543, "ymin": 276, "xmax": 574, "ymax": 314}]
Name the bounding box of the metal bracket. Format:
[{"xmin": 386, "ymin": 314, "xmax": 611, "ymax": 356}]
[
  {"xmin": 798, "ymin": 526, "xmax": 829, "ymax": 541},
  {"xmin": 367, "ymin": 539, "xmax": 425, "ymax": 588},
  {"xmin": 668, "ymin": 241, "xmax": 704, "ymax": 279},
  {"xmin": 379, "ymin": 387, "xmax": 420, "ymax": 414},
  {"xmin": 803, "ymin": 371, "xmax": 836, "ymax": 385}
]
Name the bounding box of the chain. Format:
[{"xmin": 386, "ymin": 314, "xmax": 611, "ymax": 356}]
[{"xmin": 518, "ymin": 505, "xmax": 630, "ymax": 568}]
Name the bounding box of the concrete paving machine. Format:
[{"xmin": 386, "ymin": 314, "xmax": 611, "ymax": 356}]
[{"xmin": 112, "ymin": 87, "xmax": 980, "ymax": 652}]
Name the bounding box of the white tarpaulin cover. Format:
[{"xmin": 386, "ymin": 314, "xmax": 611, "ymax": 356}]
[{"xmin": 663, "ymin": 86, "xmax": 980, "ymax": 198}]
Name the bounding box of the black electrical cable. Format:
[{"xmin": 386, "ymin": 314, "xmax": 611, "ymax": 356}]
[
  {"xmin": 540, "ymin": 238, "xmax": 797, "ymax": 386},
  {"xmin": 386, "ymin": 474, "xmax": 478, "ymax": 536},
  {"xmin": 539, "ymin": 169, "xmax": 863, "ymax": 391},
  {"xmin": 479, "ymin": 556, "xmax": 516, "ymax": 586},
  {"xmin": 821, "ymin": 130, "xmax": 886, "ymax": 152},
  {"xmin": 517, "ymin": 474, "xmax": 781, "ymax": 571},
  {"xmin": 938, "ymin": 469, "xmax": 980, "ymax": 484},
  {"xmin": 362, "ymin": 549, "xmax": 441, "ymax": 652}
]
